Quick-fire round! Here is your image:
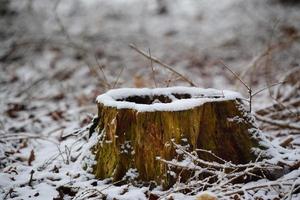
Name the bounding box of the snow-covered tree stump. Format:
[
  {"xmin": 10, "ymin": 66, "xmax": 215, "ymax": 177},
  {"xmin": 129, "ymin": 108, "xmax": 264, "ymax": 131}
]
[{"xmin": 92, "ymin": 87, "xmax": 262, "ymax": 188}]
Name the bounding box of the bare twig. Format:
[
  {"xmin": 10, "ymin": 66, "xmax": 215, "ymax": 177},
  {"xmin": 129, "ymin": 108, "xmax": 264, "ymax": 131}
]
[
  {"xmin": 148, "ymin": 48, "xmax": 158, "ymax": 87},
  {"xmin": 53, "ymin": 0, "xmax": 108, "ymax": 87},
  {"xmin": 240, "ymin": 34, "xmax": 300, "ymax": 81},
  {"xmin": 255, "ymin": 114, "xmax": 300, "ymax": 131},
  {"xmin": 28, "ymin": 170, "xmax": 35, "ymax": 187},
  {"xmin": 223, "ymin": 180, "xmax": 295, "ymax": 196},
  {"xmin": 172, "ymin": 141, "xmax": 277, "ymax": 170},
  {"xmin": 195, "ymin": 148, "xmax": 227, "ymax": 164},
  {"xmin": 219, "ymin": 60, "xmax": 250, "ymax": 91},
  {"xmin": 54, "ymin": 0, "xmax": 76, "ymax": 47},
  {"xmin": 129, "ymin": 44, "xmax": 196, "ymax": 86},
  {"xmin": 112, "ymin": 65, "xmax": 125, "ymax": 89},
  {"xmin": 94, "ymin": 55, "xmax": 110, "ymax": 89},
  {"xmin": 279, "ymin": 137, "xmax": 294, "ymax": 148},
  {"xmin": 218, "ymin": 60, "xmax": 253, "ymax": 112},
  {"xmin": 251, "ymin": 82, "xmax": 285, "ymax": 98}
]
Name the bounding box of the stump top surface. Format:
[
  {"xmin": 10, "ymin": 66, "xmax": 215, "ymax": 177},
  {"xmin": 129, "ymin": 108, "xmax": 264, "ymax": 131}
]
[{"xmin": 96, "ymin": 87, "xmax": 242, "ymax": 112}]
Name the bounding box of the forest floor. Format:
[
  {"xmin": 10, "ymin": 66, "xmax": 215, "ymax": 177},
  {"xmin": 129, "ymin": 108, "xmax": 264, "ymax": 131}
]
[{"xmin": 0, "ymin": 0, "xmax": 300, "ymax": 199}]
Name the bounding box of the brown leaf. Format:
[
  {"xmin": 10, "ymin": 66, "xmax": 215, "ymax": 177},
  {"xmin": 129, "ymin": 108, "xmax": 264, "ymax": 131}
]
[
  {"xmin": 80, "ymin": 115, "xmax": 93, "ymax": 127},
  {"xmin": 149, "ymin": 194, "xmax": 159, "ymax": 200},
  {"xmin": 280, "ymin": 25, "xmax": 298, "ymax": 37},
  {"xmin": 6, "ymin": 103, "xmax": 27, "ymax": 118},
  {"xmin": 51, "ymin": 93, "xmax": 65, "ymax": 101},
  {"xmin": 48, "ymin": 110, "xmax": 64, "ymax": 121}
]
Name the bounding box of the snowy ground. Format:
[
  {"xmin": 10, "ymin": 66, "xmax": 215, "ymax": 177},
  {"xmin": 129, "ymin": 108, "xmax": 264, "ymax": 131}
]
[{"xmin": 0, "ymin": 0, "xmax": 300, "ymax": 199}]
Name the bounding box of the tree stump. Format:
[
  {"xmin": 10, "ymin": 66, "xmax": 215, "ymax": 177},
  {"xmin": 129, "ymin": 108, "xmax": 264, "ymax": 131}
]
[{"xmin": 91, "ymin": 87, "xmax": 262, "ymax": 188}]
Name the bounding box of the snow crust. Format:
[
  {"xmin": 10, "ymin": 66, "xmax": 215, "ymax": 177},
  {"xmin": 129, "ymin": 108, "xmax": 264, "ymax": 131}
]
[{"xmin": 96, "ymin": 87, "xmax": 242, "ymax": 112}]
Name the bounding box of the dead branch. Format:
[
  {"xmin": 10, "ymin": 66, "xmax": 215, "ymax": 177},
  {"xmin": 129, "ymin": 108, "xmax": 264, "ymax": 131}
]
[
  {"xmin": 112, "ymin": 65, "xmax": 125, "ymax": 89},
  {"xmin": 239, "ymin": 34, "xmax": 300, "ymax": 81},
  {"xmin": 28, "ymin": 170, "xmax": 35, "ymax": 187},
  {"xmin": 223, "ymin": 180, "xmax": 295, "ymax": 196},
  {"xmin": 129, "ymin": 44, "xmax": 196, "ymax": 86},
  {"xmin": 53, "ymin": 0, "xmax": 108, "ymax": 88},
  {"xmin": 255, "ymin": 114, "xmax": 300, "ymax": 131},
  {"xmin": 251, "ymin": 82, "xmax": 285, "ymax": 98},
  {"xmin": 148, "ymin": 48, "xmax": 158, "ymax": 87},
  {"xmin": 219, "ymin": 60, "xmax": 250, "ymax": 91},
  {"xmin": 218, "ymin": 60, "xmax": 253, "ymax": 112},
  {"xmin": 279, "ymin": 137, "xmax": 294, "ymax": 148}
]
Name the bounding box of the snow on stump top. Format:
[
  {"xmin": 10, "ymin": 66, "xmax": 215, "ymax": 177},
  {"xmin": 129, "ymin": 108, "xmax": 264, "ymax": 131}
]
[{"xmin": 92, "ymin": 87, "xmax": 261, "ymax": 188}]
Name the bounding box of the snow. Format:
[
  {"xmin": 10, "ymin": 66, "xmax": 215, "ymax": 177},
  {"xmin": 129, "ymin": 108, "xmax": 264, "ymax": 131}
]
[
  {"xmin": 97, "ymin": 87, "xmax": 242, "ymax": 112},
  {"xmin": 1, "ymin": 0, "xmax": 300, "ymax": 199}
]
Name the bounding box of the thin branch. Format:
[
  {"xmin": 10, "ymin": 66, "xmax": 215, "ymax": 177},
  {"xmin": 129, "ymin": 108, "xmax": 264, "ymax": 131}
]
[
  {"xmin": 240, "ymin": 34, "xmax": 300, "ymax": 81},
  {"xmin": 112, "ymin": 65, "xmax": 125, "ymax": 89},
  {"xmin": 54, "ymin": 0, "xmax": 75, "ymax": 48},
  {"xmin": 148, "ymin": 48, "xmax": 158, "ymax": 87},
  {"xmin": 251, "ymin": 82, "xmax": 285, "ymax": 97},
  {"xmin": 223, "ymin": 180, "xmax": 294, "ymax": 196},
  {"xmin": 94, "ymin": 55, "xmax": 110, "ymax": 89},
  {"xmin": 255, "ymin": 114, "xmax": 300, "ymax": 131},
  {"xmin": 195, "ymin": 148, "xmax": 227, "ymax": 164},
  {"xmin": 219, "ymin": 60, "xmax": 253, "ymax": 112},
  {"xmin": 279, "ymin": 136, "xmax": 294, "ymax": 148},
  {"xmin": 219, "ymin": 60, "xmax": 250, "ymax": 91},
  {"xmin": 129, "ymin": 44, "xmax": 196, "ymax": 86},
  {"xmin": 172, "ymin": 141, "xmax": 278, "ymax": 170},
  {"xmin": 53, "ymin": 0, "xmax": 107, "ymax": 88}
]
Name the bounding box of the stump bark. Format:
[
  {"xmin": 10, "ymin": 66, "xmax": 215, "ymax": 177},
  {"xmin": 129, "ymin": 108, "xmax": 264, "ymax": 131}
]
[{"xmin": 91, "ymin": 87, "xmax": 262, "ymax": 188}]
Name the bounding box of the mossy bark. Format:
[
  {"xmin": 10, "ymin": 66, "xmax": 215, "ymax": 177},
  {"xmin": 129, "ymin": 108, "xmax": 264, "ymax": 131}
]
[{"xmin": 92, "ymin": 100, "xmax": 260, "ymax": 188}]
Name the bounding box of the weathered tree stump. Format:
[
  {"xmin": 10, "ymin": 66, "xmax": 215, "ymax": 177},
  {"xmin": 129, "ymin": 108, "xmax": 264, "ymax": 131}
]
[{"xmin": 92, "ymin": 87, "xmax": 262, "ymax": 188}]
